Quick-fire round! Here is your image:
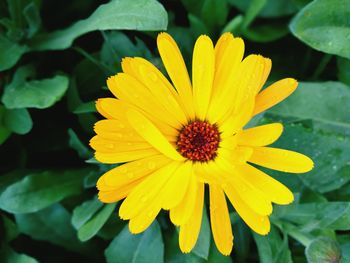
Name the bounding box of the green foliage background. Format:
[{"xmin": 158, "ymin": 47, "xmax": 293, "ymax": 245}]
[{"xmin": 0, "ymin": 0, "xmax": 350, "ymax": 262}]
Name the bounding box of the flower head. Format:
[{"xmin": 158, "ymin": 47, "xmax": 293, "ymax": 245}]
[{"xmin": 91, "ymin": 32, "xmax": 313, "ymax": 255}]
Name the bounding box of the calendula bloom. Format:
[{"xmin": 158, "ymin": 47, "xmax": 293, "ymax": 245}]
[{"xmin": 91, "ymin": 32, "xmax": 313, "ymax": 255}]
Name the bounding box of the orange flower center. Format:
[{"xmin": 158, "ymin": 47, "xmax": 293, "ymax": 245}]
[{"xmin": 176, "ymin": 120, "xmax": 220, "ymax": 162}]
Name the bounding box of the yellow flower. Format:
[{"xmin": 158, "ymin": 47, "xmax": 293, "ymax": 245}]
[{"xmin": 91, "ymin": 32, "xmax": 313, "ymax": 255}]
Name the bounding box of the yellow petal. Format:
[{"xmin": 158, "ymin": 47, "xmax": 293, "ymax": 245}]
[
  {"xmin": 126, "ymin": 109, "xmax": 184, "ymax": 161},
  {"xmin": 209, "ymin": 185, "xmax": 233, "ymax": 255},
  {"xmin": 249, "ymin": 146, "xmax": 314, "ymax": 173},
  {"xmin": 107, "ymin": 73, "xmax": 181, "ymax": 129},
  {"xmin": 98, "ymin": 179, "xmax": 142, "ymax": 203},
  {"xmin": 224, "ymin": 183, "xmax": 270, "ymax": 235},
  {"xmin": 217, "ymin": 159, "xmax": 272, "ymax": 216},
  {"xmin": 90, "ymin": 135, "xmax": 152, "ymax": 153},
  {"xmin": 236, "ymin": 164, "xmax": 294, "ymax": 205},
  {"xmin": 95, "ymin": 149, "xmax": 159, "ymax": 164},
  {"xmin": 208, "ymin": 37, "xmax": 244, "ymax": 123},
  {"xmin": 217, "ymin": 147, "xmax": 253, "ymax": 164},
  {"xmin": 101, "ymin": 155, "xmax": 171, "ymax": 188},
  {"xmin": 121, "ymin": 57, "xmax": 188, "ymax": 125},
  {"xmin": 253, "ymin": 78, "xmax": 298, "ymax": 116},
  {"xmin": 170, "ymin": 171, "xmax": 197, "ymax": 226},
  {"xmin": 96, "ymin": 98, "xmax": 129, "ymax": 122},
  {"xmin": 255, "ymin": 58, "xmax": 272, "ymax": 94},
  {"xmin": 119, "ymin": 162, "xmax": 180, "ymax": 219},
  {"xmin": 192, "ymin": 35, "xmax": 215, "ymax": 119},
  {"xmin": 179, "ymin": 182, "xmax": 204, "ymax": 253},
  {"xmin": 128, "ymin": 198, "xmax": 161, "ymax": 234},
  {"xmin": 161, "ymin": 162, "xmax": 192, "ymax": 210},
  {"xmin": 157, "ymin": 32, "xmax": 195, "ymax": 119},
  {"xmin": 219, "ymin": 98, "xmax": 255, "ymax": 138},
  {"xmin": 237, "ymin": 123, "xmax": 283, "ymax": 146}
]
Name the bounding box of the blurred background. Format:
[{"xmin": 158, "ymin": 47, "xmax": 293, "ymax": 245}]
[{"xmin": 0, "ymin": 0, "xmax": 349, "ymax": 262}]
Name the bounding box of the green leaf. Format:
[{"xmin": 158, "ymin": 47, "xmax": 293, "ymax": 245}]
[
  {"xmin": 0, "ymin": 35, "xmax": 28, "ymax": 71},
  {"xmin": 68, "ymin": 128, "xmax": 92, "ymax": 159},
  {"xmin": 305, "ymin": 237, "xmax": 341, "ymax": 263},
  {"xmin": 253, "ymin": 226, "xmax": 292, "ymax": 263},
  {"xmin": 192, "ymin": 207, "xmax": 211, "ymax": 260},
  {"xmin": 0, "ymin": 105, "xmax": 11, "ymax": 144},
  {"xmin": 73, "ymin": 101, "xmax": 96, "ymax": 114},
  {"xmin": 0, "ymin": 169, "xmax": 87, "ymax": 213},
  {"xmin": 2, "ymin": 66, "xmax": 69, "ymax": 109},
  {"xmin": 71, "ymin": 196, "xmax": 103, "ymax": 229},
  {"xmin": 269, "ymin": 82, "xmax": 350, "ymax": 131},
  {"xmin": 1, "ymin": 215, "xmax": 19, "ymax": 242},
  {"xmin": 242, "ymin": 24, "xmax": 289, "ymax": 42},
  {"xmin": 274, "ymin": 202, "xmax": 350, "ymax": 231},
  {"xmin": 23, "ymin": 2, "xmax": 41, "ymax": 38},
  {"xmin": 29, "ymin": 0, "xmax": 168, "ymax": 51},
  {"xmin": 15, "ymin": 204, "xmax": 92, "ymax": 253},
  {"xmin": 337, "ymin": 57, "xmax": 350, "ymax": 86},
  {"xmin": 241, "ymin": 0, "xmax": 267, "ymax": 29},
  {"xmin": 290, "ymin": 0, "xmax": 350, "ymax": 59},
  {"xmin": 269, "ymin": 123, "xmax": 350, "ymax": 193},
  {"xmin": 0, "ymin": 246, "xmax": 39, "ymax": 263},
  {"xmin": 207, "ymin": 242, "xmax": 232, "ymax": 263},
  {"xmin": 78, "ymin": 203, "xmax": 116, "ymax": 241},
  {"xmin": 3, "ymin": 108, "xmax": 32, "ymax": 134},
  {"xmin": 201, "ymin": 0, "xmax": 228, "ymax": 30},
  {"xmin": 228, "ymin": 0, "xmax": 298, "ymax": 18},
  {"xmin": 105, "ymin": 221, "xmax": 164, "ymax": 263}
]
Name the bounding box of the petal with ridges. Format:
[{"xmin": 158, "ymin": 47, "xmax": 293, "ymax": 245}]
[
  {"xmin": 90, "ymin": 136, "xmax": 152, "ymax": 153},
  {"xmin": 249, "ymin": 146, "xmax": 314, "ymax": 173},
  {"xmin": 95, "ymin": 148, "xmax": 159, "ymax": 164},
  {"xmin": 157, "ymin": 32, "xmax": 195, "ymax": 119},
  {"xmin": 237, "ymin": 123, "xmax": 283, "ymax": 147},
  {"xmin": 119, "ymin": 162, "xmax": 180, "ymax": 219},
  {"xmin": 107, "ymin": 73, "xmax": 181, "ymax": 128},
  {"xmin": 161, "ymin": 162, "xmax": 192, "ymax": 210},
  {"xmin": 224, "ymin": 183, "xmax": 271, "ymax": 235},
  {"xmin": 253, "ymin": 78, "xmax": 298, "ymax": 116},
  {"xmin": 102, "ymin": 155, "xmax": 171, "ymax": 188},
  {"xmin": 255, "ymin": 58, "xmax": 272, "ymax": 94},
  {"xmin": 170, "ymin": 172, "xmax": 197, "ymax": 226},
  {"xmin": 179, "ymin": 182, "xmax": 205, "ymax": 253},
  {"xmin": 126, "ymin": 109, "xmax": 184, "ymax": 161},
  {"xmin": 192, "ymin": 35, "xmax": 215, "ymax": 119},
  {"xmin": 98, "ymin": 179, "xmax": 142, "ymax": 203},
  {"xmin": 236, "ymin": 164, "xmax": 294, "ymax": 205},
  {"xmin": 209, "ymin": 185, "xmax": 234, "ymax": 255},
  {"xmin": 208, "ymin": 37, "xmax": 244, "ymax": 123},
  {"xmin": 122, "ymin": 57, "xmax": 188, "ymax": 125}
]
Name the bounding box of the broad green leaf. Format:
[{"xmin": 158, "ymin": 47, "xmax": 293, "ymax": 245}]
[
  {"xmin": 337, "ymin": 57, "xmax": 350, "ymax": 86},
  {"xmin": 221, "ymin": 15, "xmax": 244, "ymax": 35},
  {"xmin": 242, "ymin": 24, "xmax": 288, "ymax": 42},
  {"xmin": 0, "ymin": 170, "xmax": 25, "ymax": 194},
  {"xmin": 0, "ymin": 35, "xmax": 28, "ymax": 71},
  {"xmin": 15, "ymin": 204, "xmax": 92, "ymax": 254},
  {"xmin": 71, "ymin": 196, "xmax": 103, "ymax": 229},
  {"xmin": 305, "ymin": 237, "xmax": 341, "ymax": 263},
  {"xmin": 188, "ymin": 14, "xmax": 209, "ymax": 36},
  {"xmin": 73, "ymin": 101, "xmax": 96, "ymax": 114},
  {"xmin": 0, "ymin": 169, "xmax": 87, "ymax": 213},
  {"xmin": 0, "ymin": 246, "xmax": 39, "ymax": 263},
  {"xmin": 274, "ymin": 202, "xmax": 350, "ymax": 231},
  {"xmin": 105, "ymin": 221, "xmax": 164, "ymax": 263},
  {"xmin": 228, "ymin": 0, "xmax": 298, "ymax": 18},
  {"xmin": 232, "ymin": 219, "xmax": 251, "ymax": 262},
  {"xmin": 68, "ymin": 129, "xmax": 92, "ymax": 159},
  {"xmin": 269, "ymin": 82, "xmax": 350, "ymax": 132},
  {"xmin": 201, "ymin": 0, "xmax": 228, "ymax": 30},
  {"xmin": 0, "ymin": 105, "xmax": 11, "ymax": 144},
  {"xmin": 180, "ymin": 0, "xmax": 204, "ymax": 17},
  {"xmin": 290, "ymin": 0, "xmax": 350, "ymax": 59},
  {"xmin": 3, "ymin": 108, "xmax": 32, "ymax": 134},
  {"xmin": 192, "ymin": 207, "xmax": 211, "ymax": 260},
  {"xmin": 207, "ymin": 242, "xmax": 232, "ymax": 263},
  {"xmin": 78, "ymin": 203, "xmax": 116, "ymax": 241},
  {"xmin": 23, "ymin": 2, "xmax": 41, "ymax": 38},
  {"xmin": 1, "ymin": 215, "xmax": 19, "ymax": 242},
  {"xmin": 253, "ymin": 226, "xmax": 293, "ymax": 263},
  {"xmin": 270, "ymin": 123, "xmax": 350, "ymax": 193},
  {"xmin": 241, "ymin": 0, "xmax": 267, "ymax": 29},
  {"xmin": 29, "ymin": 0, "xmax": 168, "ymax": 51},
  {"xmin": 2, "ymin": 66, "xmax": 69, "ymax": 109}
]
